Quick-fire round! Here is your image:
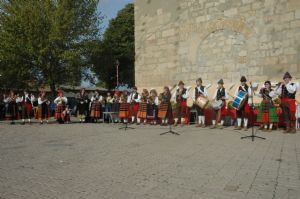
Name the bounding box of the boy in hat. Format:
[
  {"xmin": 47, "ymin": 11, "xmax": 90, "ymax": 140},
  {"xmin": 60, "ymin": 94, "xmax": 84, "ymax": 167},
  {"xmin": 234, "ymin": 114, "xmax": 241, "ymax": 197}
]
[
  {"xmin": 275, "ymin": 72, "xmax": 298, "ymax": 133},
  {"xmin": 192, "ymin": 78, "xmax": 208, "ymax": 127},
  {"xmin": 234, "ymin": 76, "xmax": 252, "ymax": 131},
  {"xmin": 127, "ymin": 86, "xmax": 141, "ymax": 124},
  {"xmin": 211, "ymin": 79, "xmax": 229, "ymax": 129},
  {"xmin": 174, "ymin": 81, "xmax": 188, "ymax": 127}
]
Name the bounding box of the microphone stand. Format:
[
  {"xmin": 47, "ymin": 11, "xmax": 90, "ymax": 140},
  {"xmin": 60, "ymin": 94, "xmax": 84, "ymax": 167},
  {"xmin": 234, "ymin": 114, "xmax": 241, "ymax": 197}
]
[{"xmin": 241, "ymin": 82, "xmax": 266, "ymax": 141}]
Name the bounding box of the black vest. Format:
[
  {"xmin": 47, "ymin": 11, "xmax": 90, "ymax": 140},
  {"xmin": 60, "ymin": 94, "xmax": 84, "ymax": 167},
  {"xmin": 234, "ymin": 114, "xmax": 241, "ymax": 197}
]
[
  {"xmin": 260, "ymin": 88, "xmax": 272, "ymax": 100},
  {"xmin": 281, "ymin": 83, "xmax": 296, "ymax": 99},
  {"xmin": 216, "ymin": 88, "xmax": 225, "ymax": 101},
  {"xmin": 195, "ymin": 86, "xmax": 205, "ymax": 99}
]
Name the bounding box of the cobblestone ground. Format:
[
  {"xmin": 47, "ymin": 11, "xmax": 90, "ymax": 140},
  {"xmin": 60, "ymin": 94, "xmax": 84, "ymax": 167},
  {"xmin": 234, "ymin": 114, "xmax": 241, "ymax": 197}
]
[{"xmin": 0, "ymin": 120, "xmax": 300, "ymax": 199}]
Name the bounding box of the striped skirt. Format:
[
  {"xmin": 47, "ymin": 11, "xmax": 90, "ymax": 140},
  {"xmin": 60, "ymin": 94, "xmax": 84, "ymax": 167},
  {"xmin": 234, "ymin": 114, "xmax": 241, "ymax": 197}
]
[
  {"xmin": 257, "ymin": 100, "xmax": 279, "ymax": 123},
  {"xmin": 158, "ymin": 102, "xmax": 170, "ymax": 119},
  {"xmin": 55, "ymin": 104, "xmax": 65, "ymax": 120},
  {"xmin": 119, "ymin": 103, "xmax": 129, "ymax": 118},
  {"xmin": 137, "ymin": 102, "xmax": 147, "ymax": 119},
  {"xmin": 90, "ymin": 101, "xmax": 102, "ymax": 118}
]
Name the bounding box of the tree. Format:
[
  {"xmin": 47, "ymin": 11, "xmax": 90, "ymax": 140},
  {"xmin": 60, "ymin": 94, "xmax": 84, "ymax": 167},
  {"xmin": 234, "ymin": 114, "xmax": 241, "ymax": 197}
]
[
  {"xmin": 0, "ymin": 0, "xmax": 101, "ymax": 96},
  {"xmin": 91, "ymin": 3, "xmax": 134, "ymax": 89}
]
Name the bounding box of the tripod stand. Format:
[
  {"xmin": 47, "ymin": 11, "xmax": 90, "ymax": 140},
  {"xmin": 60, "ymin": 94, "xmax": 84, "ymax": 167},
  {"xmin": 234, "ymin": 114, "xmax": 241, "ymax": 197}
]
[
  {"xmin": 241, "ymin": 82, "xmax": 265, "ymax": 141},
  {"xmin": 119, "ymin": 122, "xmax": 135, "ymax": 131},
  {"xmin": 160, "ymin": 124, "xmax": 180, "ymax": 135}
]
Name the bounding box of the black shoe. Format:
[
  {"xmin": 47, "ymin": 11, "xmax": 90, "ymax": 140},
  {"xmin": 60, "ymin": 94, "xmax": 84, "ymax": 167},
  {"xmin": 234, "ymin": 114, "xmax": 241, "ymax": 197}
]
[{"xmin": 10, "ymin": 121, "xmax": 15, "ymax": 125}]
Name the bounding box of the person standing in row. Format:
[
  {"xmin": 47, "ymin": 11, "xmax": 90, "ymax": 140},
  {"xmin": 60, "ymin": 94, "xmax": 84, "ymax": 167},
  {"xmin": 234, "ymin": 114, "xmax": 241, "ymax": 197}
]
[
  {"xmin": 234, "ymin": 76, "xmax": 252, "ymax": 131},
  {"xmin": 38, "ymin": 90, "xmax": 50, "ymax": 124},
  {"xmin": 256, "ymin": 81, "xmax": 279, "ymax": 132},
  {"xmin": 4, "ymin": 91, "xmax": 17, "ymax": 124},
  {"xmin": 158, "ymin": 86, "xmax": 173, "ymax": 126},
  {"xmin": 137, "ymin": 89, "xmax": 149, "ymax": 125},
  {"xmin": 192, "ymin": 78, "xmax": 208, "ymax": 127},
  {"xmin": 127, "ymin": 86, "xmax": 141, "ymax": 124},
  {"xmin": 77, "ymin": 88, "xmax": 89, "ymax": 123},
  {"xmin": 174, "ymin": 81, "xmax": 188, "ymax": 127},
  {"xmin": 147, "ymin": 89, "xmax": 159, "ymax": 125},
  {"xmin": 119, "ymin": 91, "xmax": 129, "ymax": 123},
  {"xmin": 275, "ymin": 72, "xmax": 298, "ymax": 133},
  {"xmin": 54, "ymin": 90, "xmax": 68, "ymax": 124},
  {"xmin": 90, "ymin": 90, "xmax": 103, "ymax": 123},
  {"xmin": 20, "ymin": 90, "xmax": 34, "ymax": 125},
  {"xmin": 211, "ymin": 79, "xmax": 229, "ymax": 129}
]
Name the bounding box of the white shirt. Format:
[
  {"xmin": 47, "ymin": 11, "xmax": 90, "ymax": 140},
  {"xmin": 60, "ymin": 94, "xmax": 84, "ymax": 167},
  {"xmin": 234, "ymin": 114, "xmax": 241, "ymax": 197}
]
[
  {"xmin": 91, "ymin": 95, "xmax": 103, "ymax": 102},
  {"xmin": 38, "ymin": 97, "xmax": 49, "ymax": 105},
  {"xmin": 54, "ymin": 96, "xmax": 68, "ymax": 104},
  {"xmin": 275, "ymin": 82, "xmax": 298, "ymax": 95},
  {"xmin": 16, "ymin": 96, "xmax": 23, "ymax": 103},
  {"xmin": 127, "ymin": 92, "xmax": 141, "ymax": 103}
]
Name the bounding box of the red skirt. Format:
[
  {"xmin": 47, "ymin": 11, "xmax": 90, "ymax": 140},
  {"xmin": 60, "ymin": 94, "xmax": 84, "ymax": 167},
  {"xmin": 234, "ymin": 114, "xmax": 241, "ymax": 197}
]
[
  {"xmin": 55, "ymin": 104, "xmax": 65, "ymax": 120},
  {"xmin": 22, "ymin": 102, "xmax": 32, "ymax": 119},
  {"xmin": 220, "ymin": 100, "xmax": 227, "ymax": 116}
]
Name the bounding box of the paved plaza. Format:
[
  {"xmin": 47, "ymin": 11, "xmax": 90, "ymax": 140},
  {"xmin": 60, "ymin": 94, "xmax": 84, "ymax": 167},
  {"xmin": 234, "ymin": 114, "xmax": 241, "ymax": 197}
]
[{"xmin": 0, "ymin": 121, "xmax": 300, "ymax": 199}]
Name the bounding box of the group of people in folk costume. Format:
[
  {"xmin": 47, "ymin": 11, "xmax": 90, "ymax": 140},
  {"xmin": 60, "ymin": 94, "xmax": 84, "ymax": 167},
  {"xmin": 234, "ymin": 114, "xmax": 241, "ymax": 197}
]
[{"xmin": 1, "ymin": 71, "xmax": 298, "ymax": 133}]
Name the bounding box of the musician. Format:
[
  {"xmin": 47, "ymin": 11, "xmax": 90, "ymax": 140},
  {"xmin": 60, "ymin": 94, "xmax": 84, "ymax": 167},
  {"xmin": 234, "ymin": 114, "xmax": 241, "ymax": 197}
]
[
  {"xmin": 4, "ymin": 90, "xmax": 17, "ymax": 124},
  {"xmin": 256, "ymin": 81, "xmax": 279, "ymax": 132},
  {"xmin": 119, "ymin": 91, "xmax": 129, "ymax": 123},
  {"xmin": 90, "ymin": 90, "xmax": 103, "ymax": 123},
  {"xmin": 211, "ymin": 79, "xmax": 229, "ymax": 129},
  {"xmin": 192, "ymin": 78, "xmax": 208, "ymax": 127},
  {"xmin": 77, "ymin": 88, "xmax": 89, "ymax": 123},
  {"xmin": 275, "ymin": 72, "xmax": 298, "ymax": 133},
  {"xmin": 127, "ymin": 86, "xmax": 141, "ymax": 124},
  {"xmin": 54, "ymin": 90, "xmax": 68, "ymax": 124},
  {"xmin": 147, "ymin": 89, "xmax": 159, "ymax": 125},
  {"xmin": 111, "ymin": 90, "xmax": 121, "ymax": 122},
  {"xmin": 19, "ymin": 90, "xmax": 34, "ymax": 125},
  {"xmin": 174, "ymin": 81, "xmax": 188, "ymax": 127},
  {"xmin": 234, "ymin": 76, "xmax": 252, "ymax": 131},
  {"xmin": 38, "ymin": 91, "xmax": 50, "ymax": 124},
  {"xmin": 137, "ymin": 89, "xmax": 149, "ymax": 125},
  {"xmin": 158, "ymin": 86, "xmax": 173, "ymax": 125}
]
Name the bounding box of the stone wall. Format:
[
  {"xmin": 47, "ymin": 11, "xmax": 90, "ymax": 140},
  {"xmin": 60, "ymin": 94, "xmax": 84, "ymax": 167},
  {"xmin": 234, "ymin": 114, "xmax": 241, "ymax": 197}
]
[{"xmin": 135, "ymin": 0, "xmax": 300, "ymax": 100}]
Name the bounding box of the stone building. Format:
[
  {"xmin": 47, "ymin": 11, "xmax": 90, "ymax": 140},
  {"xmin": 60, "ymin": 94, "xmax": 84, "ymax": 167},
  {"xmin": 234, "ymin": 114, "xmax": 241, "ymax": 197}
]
[{"xmin": 135, "ymin": 0, "xmax": 300, "ymax": 100}]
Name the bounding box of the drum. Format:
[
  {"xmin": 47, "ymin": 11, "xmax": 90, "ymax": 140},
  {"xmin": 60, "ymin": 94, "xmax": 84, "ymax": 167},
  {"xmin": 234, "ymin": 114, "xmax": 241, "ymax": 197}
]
[
  {"xmin": 186, "ymin": 97, "xmax": 194, "ymax": 108},
  {"xmin": 211, "ymin": 100, "xmax": 223, "ymax": 110},
  {"xmin": 196, "ymin": 96, "xmax": 209, "ymax": 109},
  {"xmin": 232, "ymin": 90, "xmax": 247, "ymax": 110}
]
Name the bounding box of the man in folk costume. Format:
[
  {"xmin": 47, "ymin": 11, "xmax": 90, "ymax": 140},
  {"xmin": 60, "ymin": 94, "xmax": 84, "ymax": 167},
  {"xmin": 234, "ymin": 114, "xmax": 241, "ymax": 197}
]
[
  {"xmin": 147, "ymin": 89, "xmax": 159, "ymax": 125},
  {"xmin": 275, "ymin": 72, "xmax": 298, "ymax": 133},
  {"xmin": 174, "ymin": 81, "xmax": 188, "ymax": 127},
  {"xmin": 90, "ymin": 90, "xmax": 103, "ymax": 123},
  {"xmin": 19, "ymin": 90, "xmax": 34, "ymax": 125},
  {"xmin": 234, "ymin": 76, "xmax": 252, "ymax": 131},
  {"xmin": 137, "ymin": 89, "xmax": 149, "ymax": 125},
  {"xmin": 127, "ymin": 86, "xmax": 141, "ymax": 124},
  {"xmin": 77, "ymin": 88, "xmax": 89, "ymax": 123},
  {"xmin": 4, "ymin": 90, "xmax": 17, "ymax": 124},
  {"xmin": 256, "ymin": 81, "xmax": 279, "ymax": 132},
  {"xmin": 54, "ymin": 90, "xmax": 68, "ymax": 124},
  {"xmin": 119, "ymin": 90, "xmax": 129, "ymax": 123},
  {"xmin": 211, "ymin": 79, "xmax": 229, "ymax": 129},
  {"xmin": 192, "ymin": 78, "xmax": 208, "ymax": 127},
  {"xmin": 38, "ymin": 90, "xmax": 50, "ymax": 124},
  {"xmin": 158, "ymin": 86, "xmax": 173, "ymax": 126}
]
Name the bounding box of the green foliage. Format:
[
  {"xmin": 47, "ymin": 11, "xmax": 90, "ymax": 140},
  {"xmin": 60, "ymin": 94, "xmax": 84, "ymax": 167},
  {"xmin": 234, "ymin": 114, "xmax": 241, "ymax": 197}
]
[
  {"xmin": 91, "ymin": 3, "xmax": 134, "ymax": 89},
  {"xmin": 0, "ymin": 0, "xmax": 101, "ymax": 95}
]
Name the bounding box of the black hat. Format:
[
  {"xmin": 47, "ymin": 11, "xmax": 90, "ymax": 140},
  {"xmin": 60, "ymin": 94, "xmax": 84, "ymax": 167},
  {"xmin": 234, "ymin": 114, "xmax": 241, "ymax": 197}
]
[
  {"xmin": 217, "ymin": 79, "xmax": 224, "ymax": 85},
  {"xmin": 240, "ymin": 76, "xmax": 247, "ymax": 82},
  {"xmin": 178, "ymin": 81, "xmax": 184, "ymax": 86},
  {"xmin": 283, "ymin": 72, "xmax": 292, "ymax": 79}
]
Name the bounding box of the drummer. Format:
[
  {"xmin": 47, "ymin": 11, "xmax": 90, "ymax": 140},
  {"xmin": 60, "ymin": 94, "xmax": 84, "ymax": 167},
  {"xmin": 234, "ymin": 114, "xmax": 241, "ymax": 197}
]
[
  {"xmin": 192, "ymin": 78, "xmax": 208, "ymax": 127},
  {"xmin": 234, "ymin": 76, "xmax": 252, "ymax": 131},
  {"xmin": 211, "ymin": 79, "xmax": 228, "ymax": 129}
]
